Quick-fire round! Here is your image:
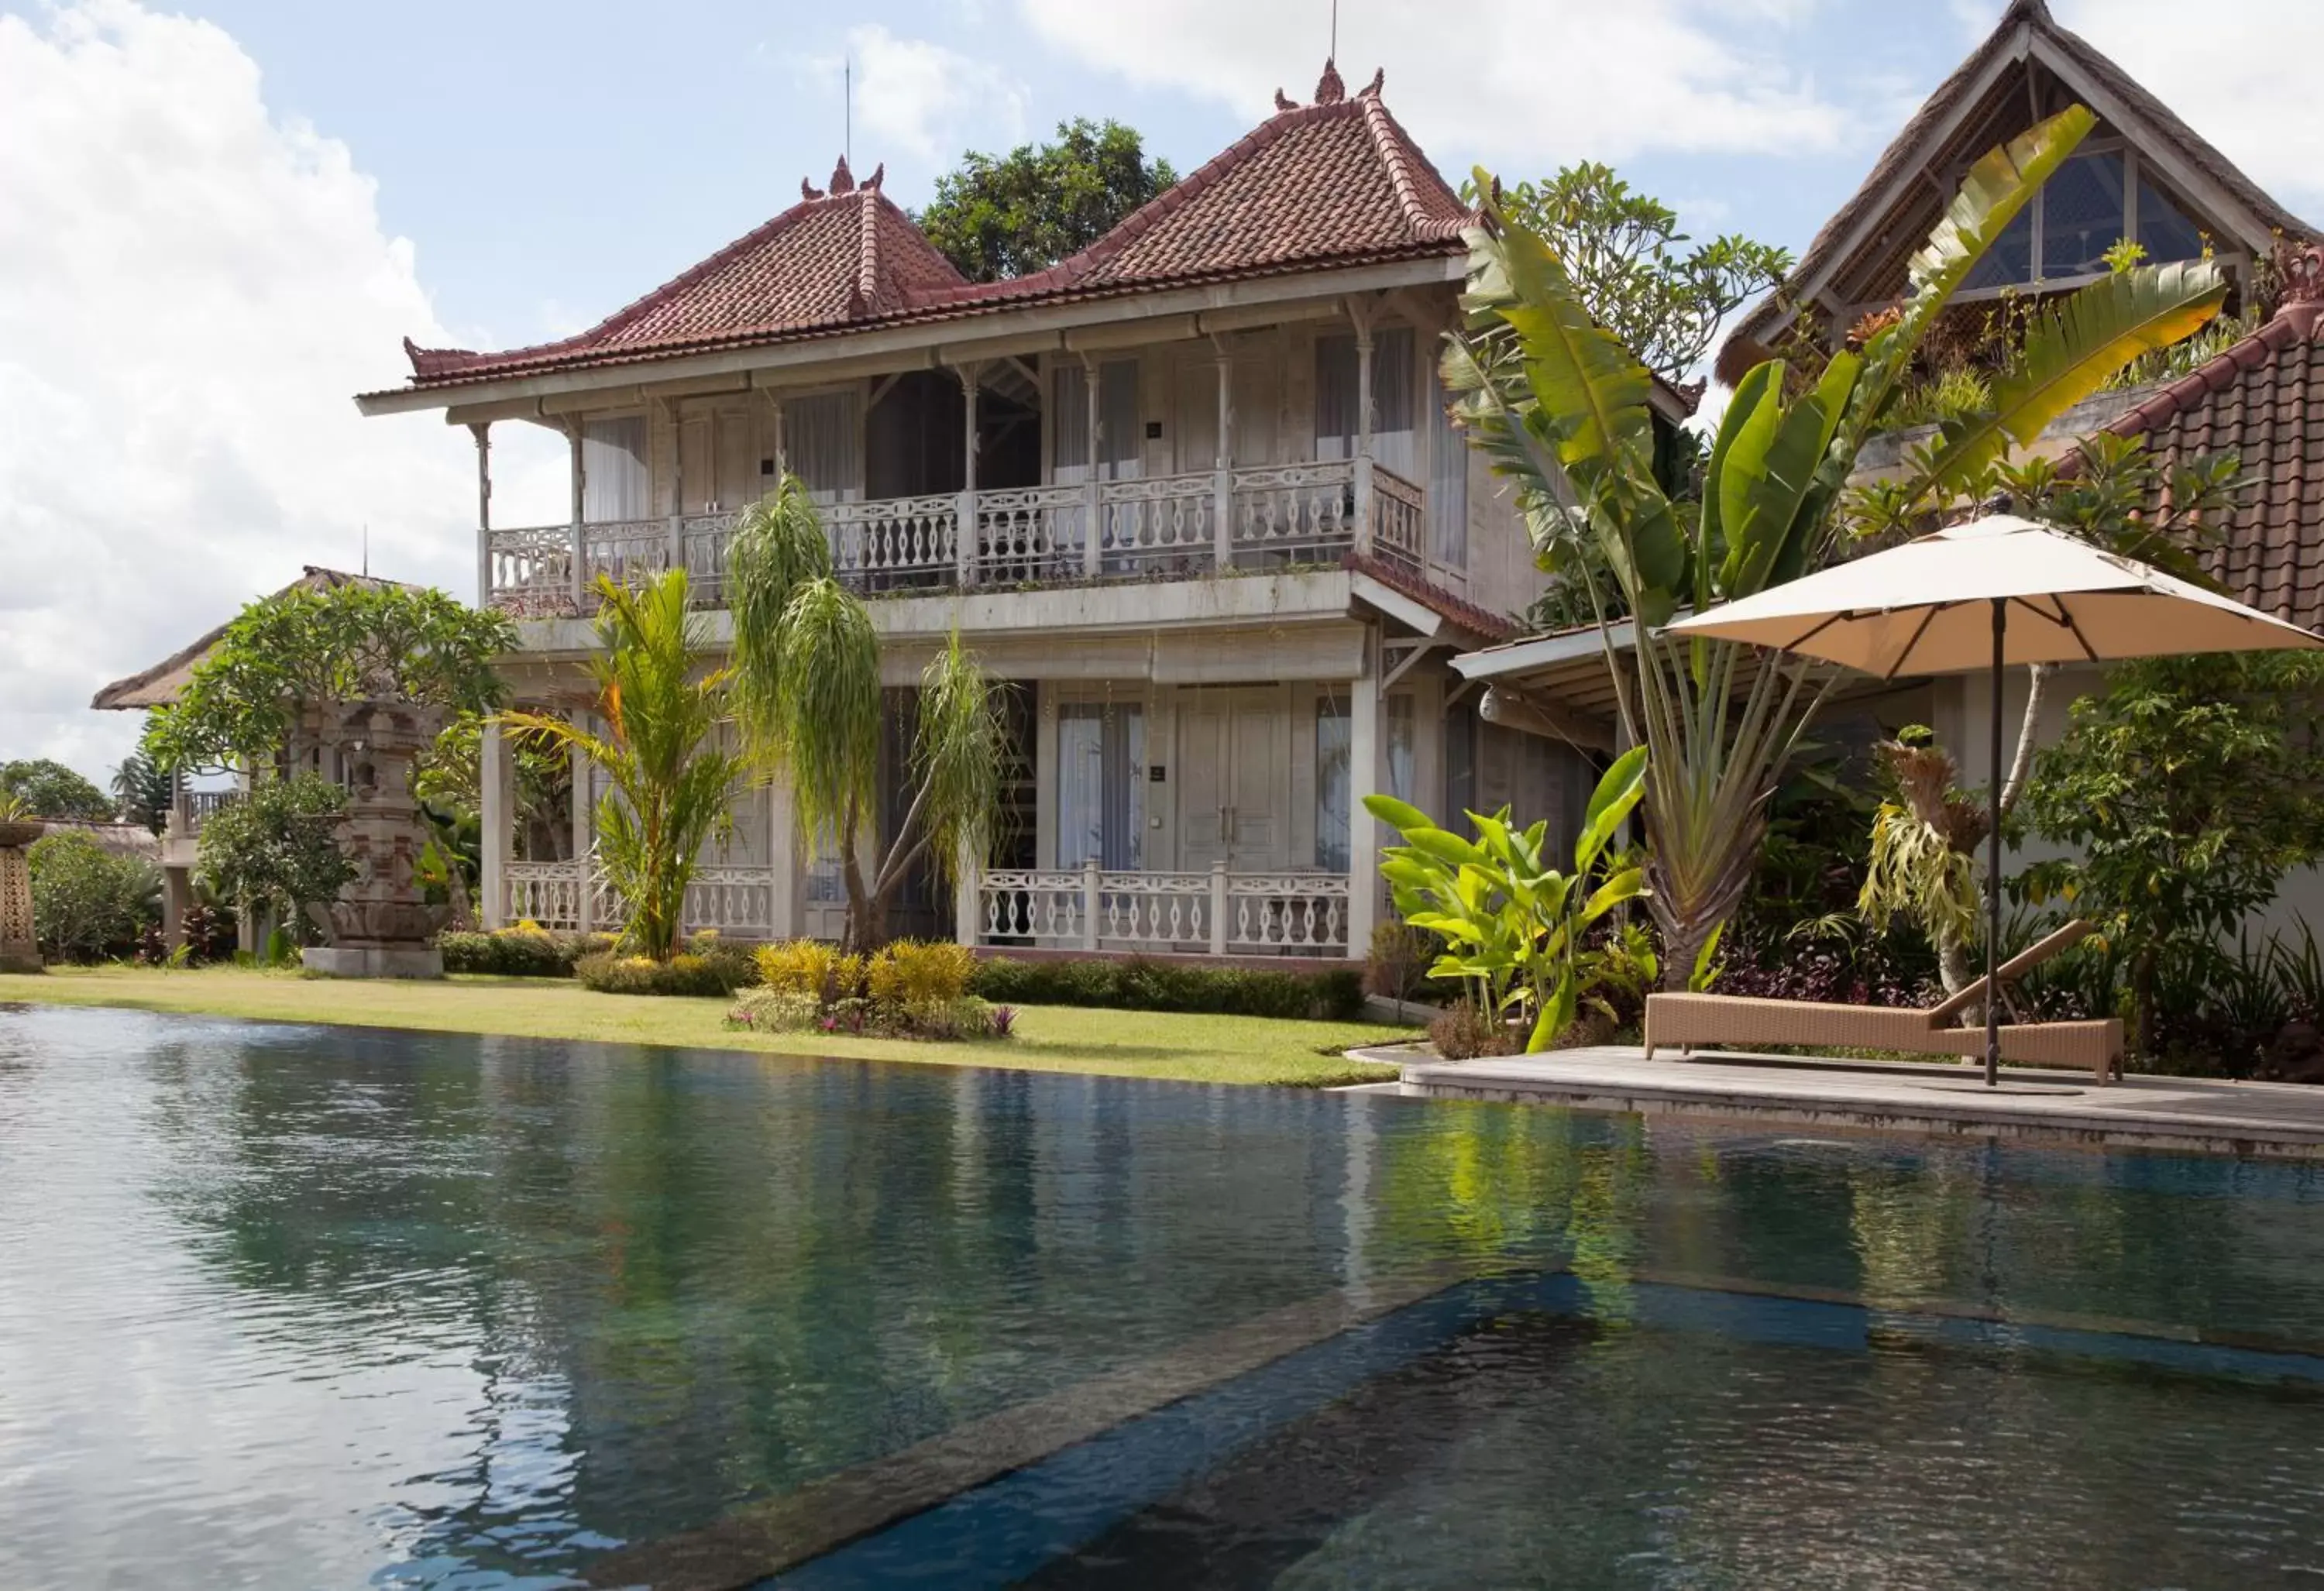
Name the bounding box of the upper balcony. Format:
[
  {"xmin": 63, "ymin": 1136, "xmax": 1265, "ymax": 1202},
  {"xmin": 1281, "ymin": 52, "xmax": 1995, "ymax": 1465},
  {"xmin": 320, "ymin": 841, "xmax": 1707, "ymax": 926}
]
[{"xmin": 481, "ymin": 456, "xmax": 1433, "ymax": 619}]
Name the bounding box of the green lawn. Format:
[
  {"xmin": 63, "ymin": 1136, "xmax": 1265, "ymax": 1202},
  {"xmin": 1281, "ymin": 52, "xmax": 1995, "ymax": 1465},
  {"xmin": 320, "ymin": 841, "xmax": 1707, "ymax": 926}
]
[{"xmin": 0, "ymin": 966, "xmax": 1413, "ymax": 1088}]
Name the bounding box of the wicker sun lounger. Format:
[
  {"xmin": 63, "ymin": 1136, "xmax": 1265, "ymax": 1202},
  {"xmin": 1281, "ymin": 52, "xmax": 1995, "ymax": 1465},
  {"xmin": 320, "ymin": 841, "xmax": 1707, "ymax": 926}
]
[{"xmin": 1643, "ymin": 920, "xmax": 2124, "ymax": 1084}]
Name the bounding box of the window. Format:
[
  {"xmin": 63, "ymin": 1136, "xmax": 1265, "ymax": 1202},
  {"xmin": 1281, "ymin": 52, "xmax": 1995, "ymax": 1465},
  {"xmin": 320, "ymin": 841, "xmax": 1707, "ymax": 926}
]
[
  {"xmin": 786, "ymin": 390, "xmax": 862, "ymax": 503},
  {"xmin": 1315, "ymin": 695, "xmax": 1352, "ymax": 872},
  {"xmin": 581, "ymin": 416, "xmax": 649, "ymax": 522},
  {"xmin": 1050, "ymin": 359, "xmax": 1140, "ymax": 480},
  {"xmin": 1315, "ymin": 326, "xmax": 1416, "ymax": 476},
  {"xmin": 1056, "ymin": 703, "xmax": 1143, "ymax": 870},
  {"xmin": 1386, "ymin": 695, "xmax": 1416, "ymax": 804},
  {"xmin": 1961, "ymin": 145, "xmax": 2207, "ymax": 290}
]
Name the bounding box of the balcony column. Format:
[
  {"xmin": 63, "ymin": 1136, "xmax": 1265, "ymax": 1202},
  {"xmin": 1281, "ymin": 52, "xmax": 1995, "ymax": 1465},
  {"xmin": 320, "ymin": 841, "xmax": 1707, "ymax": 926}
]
[
  {"xmin": 564, "ymin": 417, "xmax": 586, "ymax": 611},
  {"xmin": 480, "ymin": 716, "xmax": 511, "ymax": 930},
  {"xmin": 956, "ymin": 362, "xmax": 982, "ymax": 587},
  {"xmin": 1347, "ymin": 643, "xmax": 1381, "ymax": 955},
  {"xmin": 1081, "ymin": 355, "xmax": 1103, "ymax": 577},
  {"xmin": 1212, "ymin": 339, "xmax": 1235, "ymax": 570},
  {"xmin": 1353, "ymin": 323, "xmax": 1377, "ymax": 555},
  {"xmin": 469, "ymin": 422, "xmax": 493, "ymax": 609},
  {"xmin": 664, "ymin": 398, "xmax": 686, "ymax": 580},
  {"xmin": 569, "ymin": 734, "xmax": 593, "ymax": 936}
]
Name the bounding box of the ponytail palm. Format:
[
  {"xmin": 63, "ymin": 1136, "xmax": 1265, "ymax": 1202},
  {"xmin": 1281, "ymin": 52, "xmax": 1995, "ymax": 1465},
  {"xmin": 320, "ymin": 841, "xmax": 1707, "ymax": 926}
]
[
  {"xmin": 1448, "ymin": 104, "xmax": 2227, "ymax": 984},
  {"xmin": 727, "ymin": 476, "xmax": 1004, "ymax": 950},
  {"xmin": 500, "ymin": 569, "xmax": 744, "ymax": 961}
]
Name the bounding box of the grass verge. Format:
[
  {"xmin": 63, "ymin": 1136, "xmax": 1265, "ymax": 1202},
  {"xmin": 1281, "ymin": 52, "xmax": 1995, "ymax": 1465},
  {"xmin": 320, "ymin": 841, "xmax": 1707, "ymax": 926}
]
[{"xmin": 0, "ymin": 966, "xmax": 1410, "ymax": 1088}]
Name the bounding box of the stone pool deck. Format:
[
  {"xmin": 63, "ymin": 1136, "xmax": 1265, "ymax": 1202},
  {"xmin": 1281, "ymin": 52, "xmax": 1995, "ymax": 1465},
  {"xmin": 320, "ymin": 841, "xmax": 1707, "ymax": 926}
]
[{"xmin": 1373, "ymin": 1046, "xmax": 2324, "ymax": 1160}]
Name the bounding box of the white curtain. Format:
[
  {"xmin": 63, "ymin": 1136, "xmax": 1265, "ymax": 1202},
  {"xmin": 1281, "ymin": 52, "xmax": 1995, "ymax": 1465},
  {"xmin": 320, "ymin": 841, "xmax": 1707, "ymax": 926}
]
[
  {"xmin": 787, "ymin": 390, "xmax": 862, "ymax": 503},
  {"xmin": 1386, "ymin": 695, "xmax": 1416, "ymax": 803},
  {"xmin": 1098, "ymin": 359, "xmax": 1140, "ymax": 479},
  {"xmin": 1052, "ymin": 363, "xmax": 1091, "ymax": 481},
  {"xmin": 1426, "ymin": 374, "xmax": 1468, "ymax": 569},
  {"xmin": 1056, "ymin": 704, "xmax": 1143, "ymax": 870},
  {"xmin": 1315, "ymin": 693, "xmax": 1351, "ymax": 872},
  {"xmin": 1314, "ymin": 328, "xmax": 1415, "ymax": 477},
  {"xmin": 582, "ymin": 416, "xmax": 649, "ymax": 523}
]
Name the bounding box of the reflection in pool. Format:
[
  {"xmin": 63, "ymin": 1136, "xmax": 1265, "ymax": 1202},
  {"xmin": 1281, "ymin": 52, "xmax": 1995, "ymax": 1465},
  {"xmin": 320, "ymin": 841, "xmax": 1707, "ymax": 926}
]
[{"xmin": 1, "ymin": 1005, "xmax": 2320, "ymax": 1587}]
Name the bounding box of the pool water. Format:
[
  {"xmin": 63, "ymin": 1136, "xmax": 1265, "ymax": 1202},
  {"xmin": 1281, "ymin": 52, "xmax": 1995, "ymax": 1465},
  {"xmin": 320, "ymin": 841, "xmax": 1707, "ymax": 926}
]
[{"xmin": 2, "ymin": 1006, "xmax": 2322, "ymax": 1588}]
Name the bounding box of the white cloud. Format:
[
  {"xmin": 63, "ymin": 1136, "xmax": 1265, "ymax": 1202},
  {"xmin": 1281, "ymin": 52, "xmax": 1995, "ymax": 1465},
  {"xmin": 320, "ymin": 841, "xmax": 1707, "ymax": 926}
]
[
  {"xmin": 806, "ymin": 24, "xmax": 1030, "ymax": 167},
  {"xmin": 0, "ymin": 1, "xmax": 559, "ymax": 781},
  {"xmin": 2055, "ymin": 0, "xmax": 2324, "ymax": 213},
  {"xmin": 1013, "ymin": 0, "xmax": 1848, "ymax": 163}
]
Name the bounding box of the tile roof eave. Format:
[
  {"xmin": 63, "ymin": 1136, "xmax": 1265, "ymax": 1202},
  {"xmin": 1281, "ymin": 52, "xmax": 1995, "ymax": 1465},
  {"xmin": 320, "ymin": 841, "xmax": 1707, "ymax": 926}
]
[{"xmin": 364, "ymin": 240, "xmax": 1470, "ymax": 401}]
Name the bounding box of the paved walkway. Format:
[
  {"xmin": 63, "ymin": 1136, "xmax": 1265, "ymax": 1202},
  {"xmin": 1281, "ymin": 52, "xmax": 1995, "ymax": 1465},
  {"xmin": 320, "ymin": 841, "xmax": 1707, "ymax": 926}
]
[{"xmin": 1375, "ymin": 1045, "xmax": 2324, "ymax": 1159}]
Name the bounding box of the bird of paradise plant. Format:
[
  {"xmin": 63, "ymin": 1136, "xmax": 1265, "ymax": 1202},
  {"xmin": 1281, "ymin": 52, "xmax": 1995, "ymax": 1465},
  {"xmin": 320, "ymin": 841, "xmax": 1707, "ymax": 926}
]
[{"xmin": 1445, "ymin": 104, "xmax": 2227, "ymax": 984}]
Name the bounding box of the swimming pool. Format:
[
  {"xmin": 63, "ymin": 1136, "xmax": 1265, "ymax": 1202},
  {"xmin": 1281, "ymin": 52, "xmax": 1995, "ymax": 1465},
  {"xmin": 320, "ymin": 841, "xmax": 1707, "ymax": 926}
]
[{"xmin": 2, "ymin": 1005, "xmax": 2320, "ymax": 1587}]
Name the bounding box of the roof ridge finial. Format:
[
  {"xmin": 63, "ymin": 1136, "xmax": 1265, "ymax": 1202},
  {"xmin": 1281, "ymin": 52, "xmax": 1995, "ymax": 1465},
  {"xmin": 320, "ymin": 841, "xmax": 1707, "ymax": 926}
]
[
  {"xmin": 830, "ymin": 154, "xmax": 855, "ymax": 195},
  {"xmin": 1274, "ymin": 86, "xmax": 1298, "ymax": 113},
  {"xmin": 801, "ymin": 177, "xmax": 825, "ymax": 201},
  {"xmin": 864, "ymin": 161, "xmax": 885, "ymax": 193},
  {"xmin": 1361, "ymin": 67, "xmax": 1384, "ymax": 98},
  {"xmin": 1315, "ymin": 57, "xmax": 1345, "ymax": 106}
]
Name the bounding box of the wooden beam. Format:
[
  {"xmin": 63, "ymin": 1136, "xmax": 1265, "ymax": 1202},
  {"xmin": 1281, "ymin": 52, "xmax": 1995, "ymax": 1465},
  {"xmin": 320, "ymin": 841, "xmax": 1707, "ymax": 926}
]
[{"xmin": 1480, "ymin": 684, "xmax": 1616, "ymax": 754}]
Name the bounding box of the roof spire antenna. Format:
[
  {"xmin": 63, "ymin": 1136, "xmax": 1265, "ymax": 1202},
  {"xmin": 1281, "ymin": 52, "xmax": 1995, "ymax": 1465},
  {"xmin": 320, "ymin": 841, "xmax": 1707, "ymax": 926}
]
[
  {"xmin": 844, "ymin": 56, "xmax": 851, "ymax": 169},
  {"xmin": 1330, "ymin": 0, "xmax": 1337, "ymax": 60},
  {"xmin": 361, "ymin": 524, "xmax": 369, "ymax": 578}
]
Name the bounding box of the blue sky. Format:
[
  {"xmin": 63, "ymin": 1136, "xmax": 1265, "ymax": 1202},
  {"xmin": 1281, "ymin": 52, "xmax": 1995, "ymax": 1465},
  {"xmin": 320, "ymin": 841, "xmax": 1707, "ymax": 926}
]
[
  {"xmin": 122, "ymin": 0, "xmax": 1999, "ymax": 353},
  {"xmin": 6, "ymin": 0, "xmax": 2322, "ymax": 770}
]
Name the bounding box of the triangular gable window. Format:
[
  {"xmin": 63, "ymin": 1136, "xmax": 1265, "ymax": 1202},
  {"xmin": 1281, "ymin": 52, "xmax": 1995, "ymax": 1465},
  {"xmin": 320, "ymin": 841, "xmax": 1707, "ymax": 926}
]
[{"xmin": 1960, "ymin": 143, "xmax": 2209, "ymax": 290}]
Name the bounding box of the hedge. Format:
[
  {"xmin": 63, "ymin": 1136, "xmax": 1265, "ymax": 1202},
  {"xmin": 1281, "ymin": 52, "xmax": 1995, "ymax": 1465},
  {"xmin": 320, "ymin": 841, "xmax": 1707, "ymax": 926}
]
[
  {"xmin": 574, "ymin": 947, "xmax": 758, "ymax": 997},
  {"xmin": 436, "ymin": 928, "xmax": 613, "ymax": 978},
  {"xmin": 967, "ymin": 955, "xmax": 1365, "ymax": 1021}
]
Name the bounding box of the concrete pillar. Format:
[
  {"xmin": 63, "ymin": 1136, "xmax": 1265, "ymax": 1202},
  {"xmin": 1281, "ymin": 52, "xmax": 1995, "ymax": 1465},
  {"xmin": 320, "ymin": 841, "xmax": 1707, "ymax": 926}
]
[
  {"xmin": 163, "ymin": 866, "xmax": 194, "ymax": 952},
  {"xmin": 1348, "ymin": 644, "xmax": 1381, "ymax": 955},
  {"xmin": 481, "ymin": 718, "xmax": 510, "ymax": 930},
  {"xmin": 470, "ymin": 422, "xmax": 493, "ymax": 610},
  {"xmin": 569, "ymin": 736, "xmax": 593, "ymax": 935}
]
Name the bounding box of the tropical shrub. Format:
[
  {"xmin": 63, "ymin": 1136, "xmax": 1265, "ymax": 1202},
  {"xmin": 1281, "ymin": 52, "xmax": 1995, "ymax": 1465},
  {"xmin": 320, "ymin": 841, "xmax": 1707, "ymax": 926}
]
[
  {"xmin": 28, "ymin": 832, "xmax": 157, "ymax": 961},
  {"xmin": 1367, "ymin": 747, "xmax": 1649, "ymax": 1051},
  {"xmin": 575, "ymin": 944, "xmax": 757, "ymax": 998},
  {"xmin": 755, "ymin": 938, "xmax": 865, "ymax": 1000},
  {"xmin": 867, "ymin": 940, "xmax": 976, "ymax": 1005},
  {"xmin": 194, "ymin": 774, "xmax": 354, "ymax": 940},
  {"xmin": 2021, "ymin": 651, "xmax": 2324, "ymax": 1056},
  {"xmin": 966, "ymin": 956, "xmax": 1366, "ymax": 1021},
  {"xmin": 435, "ymin": 926, "xmax": 614, "ymax": 977},
  {"xmin": 503, "ymin": 570, "xmax": 746, "ymax": 963},
  {"xmin": 1363, "ymin": 919, "xmax": 1440, "ymax": 1018},
  {"xmin": 1428, "ymin": 1000, "xmax": 1520, "ymax": 1060}
]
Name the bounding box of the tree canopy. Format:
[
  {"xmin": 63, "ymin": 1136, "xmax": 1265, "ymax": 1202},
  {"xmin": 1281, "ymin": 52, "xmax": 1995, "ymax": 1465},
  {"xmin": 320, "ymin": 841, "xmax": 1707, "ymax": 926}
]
[
  {"xmin": 1467, "ymin": 162, "xmax": 1792, "ymax": 382},
  {"xmin": 917, "ymin": 119, "xmax": 1176, "ymax": 283},
  {"xmin": 194, "ymin": 773, "xmax": 356, "ymax": 936},
  {"xmin": 145, "ymin": 582, "xmax": 515, "ymax": 774},
  {"xmin": 1, "ymin": 758, "xmax": 115, "ymax": 822}
]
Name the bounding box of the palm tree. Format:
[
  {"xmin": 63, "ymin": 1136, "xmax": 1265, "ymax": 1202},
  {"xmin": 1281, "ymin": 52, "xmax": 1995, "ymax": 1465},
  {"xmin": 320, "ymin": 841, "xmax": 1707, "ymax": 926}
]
[
  {"xmin": 111, "ymin": 751, "xmax": 174, "ymax": 835},
  {"xmin": 500, "ymin": 569, "xmax": 744, "ymax": 961},
  {"xmin": 726, "ymin": 476, "xmax": 1005, "ymax": 951},
  {"xmin": 1446, "ymin": 105, "xmax": 2227, "ymax": 986}
]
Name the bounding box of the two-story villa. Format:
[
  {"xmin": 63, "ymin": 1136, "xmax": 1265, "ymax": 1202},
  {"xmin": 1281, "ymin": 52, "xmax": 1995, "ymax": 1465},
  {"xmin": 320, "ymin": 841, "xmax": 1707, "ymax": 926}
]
[{"xmin": 358, "ymin": 61, "xmax": 1690, "ymax": 961}]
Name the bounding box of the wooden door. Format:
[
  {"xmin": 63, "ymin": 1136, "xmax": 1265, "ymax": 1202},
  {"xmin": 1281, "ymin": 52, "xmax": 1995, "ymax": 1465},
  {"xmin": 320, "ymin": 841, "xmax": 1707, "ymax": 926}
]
[{"xmin": 1175, "ymin": 688, "xmax": 1288, "ymax": 871}]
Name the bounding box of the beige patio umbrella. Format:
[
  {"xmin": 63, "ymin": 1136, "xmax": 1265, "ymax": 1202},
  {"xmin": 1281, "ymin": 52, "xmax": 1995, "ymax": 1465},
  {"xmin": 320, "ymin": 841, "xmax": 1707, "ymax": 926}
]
[{"xmin": 1669, "ymin": 513, "xmax": 2323, "ymax": 1086}]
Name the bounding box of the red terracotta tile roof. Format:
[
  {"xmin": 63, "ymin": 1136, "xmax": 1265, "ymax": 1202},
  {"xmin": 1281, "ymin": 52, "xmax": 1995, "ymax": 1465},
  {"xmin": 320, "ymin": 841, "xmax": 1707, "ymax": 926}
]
[
  {"xmin": 2101, "ymin": 266, "xmax": 2324, "ymax": 631},
  {"xmin": 1344, "ymin": 552, "xmax": 1520, "ymax": 642},
  {"xmin": 393, "ymin": 65, "xmax": 1474, "ymax": 393}
]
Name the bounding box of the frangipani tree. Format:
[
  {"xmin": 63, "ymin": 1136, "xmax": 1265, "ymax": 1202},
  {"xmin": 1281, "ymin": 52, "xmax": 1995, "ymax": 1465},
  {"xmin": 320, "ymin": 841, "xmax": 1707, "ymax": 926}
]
[
  {"xmin": 727, "ymin": 477, "xmax": 1005, "ymax": 952},
  {"xmin": 1446, "ymin": 104, "xmax": 2227, "ymax": 984},
  {"xmin": 501, "ymin": 570, "xmax": 744, "ymax": 962}
]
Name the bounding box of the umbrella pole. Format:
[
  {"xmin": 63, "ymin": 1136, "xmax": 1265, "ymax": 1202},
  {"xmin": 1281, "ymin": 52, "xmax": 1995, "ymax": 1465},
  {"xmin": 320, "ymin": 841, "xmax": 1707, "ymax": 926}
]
[{"xmin": 1986, "ymin": 598, "xmax": 2004, "ymax": 1088}]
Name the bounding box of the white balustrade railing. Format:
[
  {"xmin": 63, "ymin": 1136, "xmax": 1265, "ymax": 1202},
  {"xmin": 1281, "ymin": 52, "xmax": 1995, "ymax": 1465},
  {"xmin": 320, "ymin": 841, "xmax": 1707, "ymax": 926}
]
[
  {"xmin": 1097, "ymin": 476, "xmax": 1216, "ymax": 575},
  {"xmin": 483, "ymin": 462, "xmax": 1434, "ymax": 610},
  {"xmin": 500, "ymin": 861, "xmax": 778, "ymax": 939},
  {"xmin": 1370, "ymin": 465, "xmax": 1428, "ymax": 576},
  {"xmin": 978, "ymin": 862, "xmax": 1351, "ymax": 957},
  {"xmin": 830, "ymin": 494, "xmax": 957, "ymax": 591},
  {"xmin": 977, "ymin": 485, "xmax": 1086, "ymax": 584},
  {"xmin": 1232, "ymin": 461, "xmax": 1355, "ymax": 563}
]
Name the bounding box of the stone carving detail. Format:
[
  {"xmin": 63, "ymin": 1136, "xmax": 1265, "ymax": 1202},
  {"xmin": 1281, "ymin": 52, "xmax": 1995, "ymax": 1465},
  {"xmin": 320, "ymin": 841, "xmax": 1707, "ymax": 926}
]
[
  {"xmin": 0, "ymin": 822, "xmax": 39, "ymax": 973},
  {"xmin": 302, "ymin": 699, "xmax": 450, "ymax": 978}
]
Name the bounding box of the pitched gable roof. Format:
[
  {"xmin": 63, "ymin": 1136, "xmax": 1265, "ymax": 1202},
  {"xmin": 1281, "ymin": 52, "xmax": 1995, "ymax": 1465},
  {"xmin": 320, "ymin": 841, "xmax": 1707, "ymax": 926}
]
[
  {"xmin": 1727, "ymin": 0, "xmax": 2311, "ymax": 361},
  {"xmin": 390, "ymin": 64, "xmax": 1475, "ymax": 394},
  {"xmin": 2100, "ymin": 251, "xmax": 2324, "ymax": 631},
  {"xmin": 91, "ymin": 568, "xmax": 411, "ymax": 712},
  {"xmin": 404, "ymin": 160, "xmax": 969, "ymax": 385}
]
